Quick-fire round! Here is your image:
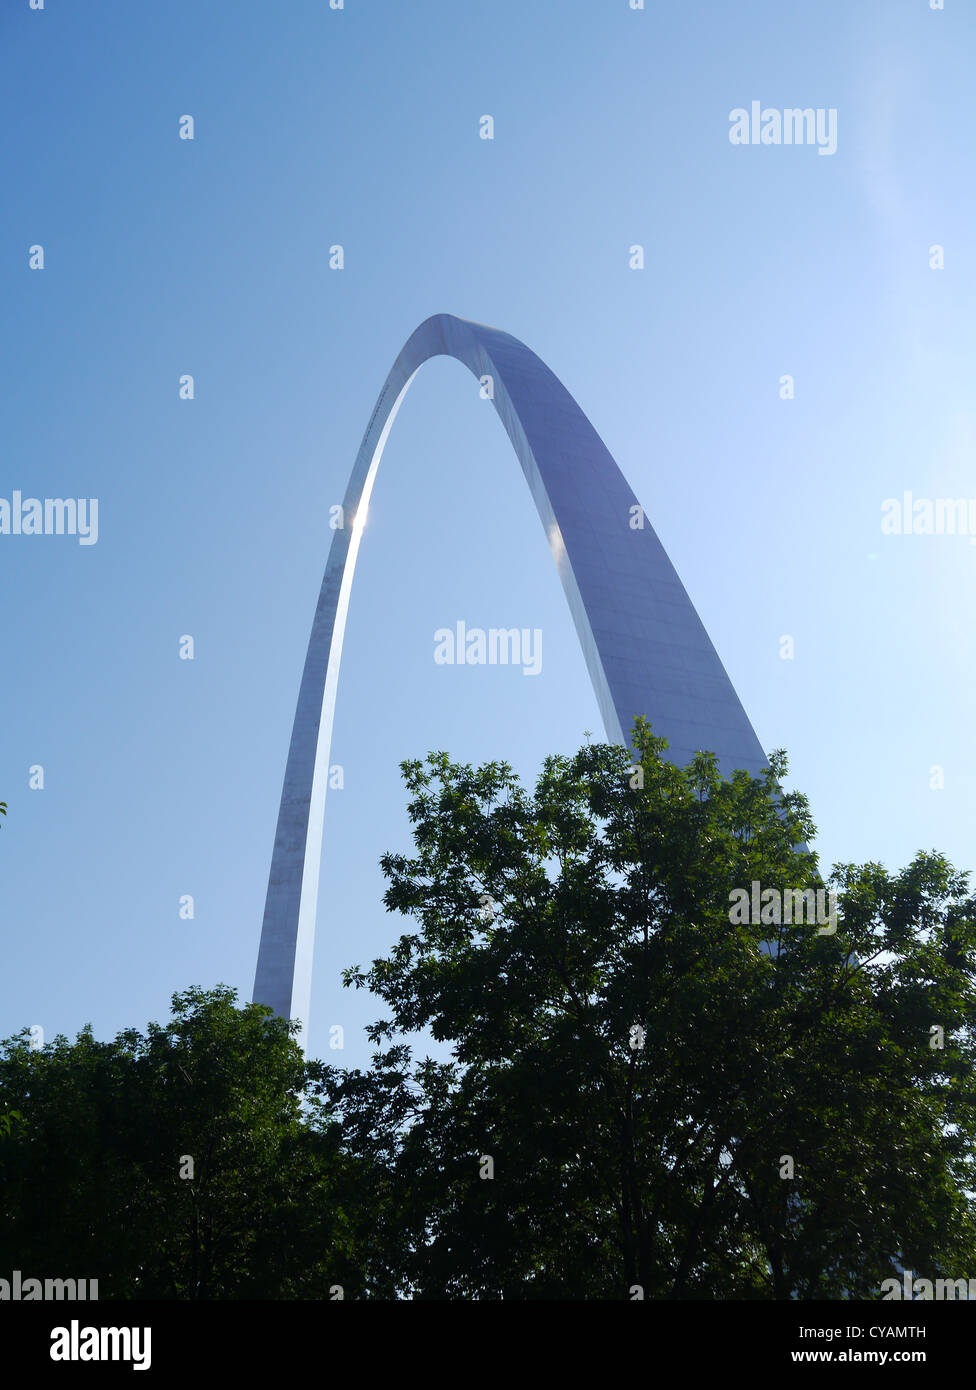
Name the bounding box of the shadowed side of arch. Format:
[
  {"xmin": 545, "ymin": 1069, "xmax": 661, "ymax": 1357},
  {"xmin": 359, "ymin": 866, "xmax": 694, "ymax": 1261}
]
[{"xmin": 253, "ymin": 313, "xmax": 769, "ymax": 1041}]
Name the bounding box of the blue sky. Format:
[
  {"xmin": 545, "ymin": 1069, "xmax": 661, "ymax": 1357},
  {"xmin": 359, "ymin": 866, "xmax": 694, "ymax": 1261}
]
[{"xmin": 2, "ymin": 0, "xmax": 973, "ymax": 1068}]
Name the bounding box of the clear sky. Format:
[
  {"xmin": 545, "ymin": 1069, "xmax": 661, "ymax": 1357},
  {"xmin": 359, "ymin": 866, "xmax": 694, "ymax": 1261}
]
[{"xmin": 2, "ymin": 0, "xmax": 973, "ymax": 1069}]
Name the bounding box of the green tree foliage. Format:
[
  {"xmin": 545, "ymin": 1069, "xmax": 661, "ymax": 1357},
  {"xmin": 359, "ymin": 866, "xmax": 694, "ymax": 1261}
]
[
  {"xmin": 0, "ymin": 987, "xmax": 374, "ymax": 1298},
  {"xmin": 315, "ymin": 720, "xmax": 976, "ymax": 1299},
  {"xmin": 3, "ymin": 733, "xmax": 975, "ymax": 1300}
]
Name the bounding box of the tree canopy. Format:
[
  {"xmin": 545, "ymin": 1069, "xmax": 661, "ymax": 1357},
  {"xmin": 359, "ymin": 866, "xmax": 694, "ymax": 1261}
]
[
  {"xmin": 3, "ymin": 724, "xmax": 975, "ymax": 1299},
  {"xmin": 0, "ymin": 987, "xmax": 371, "ymax": 1298},
  {"xmin": 315, "ymin": 720, "xmax": 976, "ymax": 1298}
]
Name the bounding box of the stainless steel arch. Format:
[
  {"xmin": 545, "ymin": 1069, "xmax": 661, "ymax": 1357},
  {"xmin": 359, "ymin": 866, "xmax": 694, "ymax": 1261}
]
[{"xmin": 253, "ymin": 313, "xmax": 769, "ymax": 1041}]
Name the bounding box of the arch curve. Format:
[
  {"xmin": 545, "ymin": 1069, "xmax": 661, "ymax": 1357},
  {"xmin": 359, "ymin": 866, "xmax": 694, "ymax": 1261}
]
[{"xmin": 253, "ymin": 313, "xmax": 768, "ymax": 1040}]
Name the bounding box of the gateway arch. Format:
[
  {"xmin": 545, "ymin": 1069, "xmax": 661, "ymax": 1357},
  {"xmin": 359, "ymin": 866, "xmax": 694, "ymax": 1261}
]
[{"xmin": 253, "ymin": 313, "xmax": 769, "ymax": 1040}]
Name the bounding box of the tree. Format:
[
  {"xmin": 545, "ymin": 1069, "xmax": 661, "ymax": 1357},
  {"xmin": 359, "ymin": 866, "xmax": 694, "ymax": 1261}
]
[
  {"xmin": 316, "ymin": 720, "xmax": 976, "ymax": 1299},
  {"xmin": 0, "ymin": 986, "xmax": 378, "ymax": 1298}
]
